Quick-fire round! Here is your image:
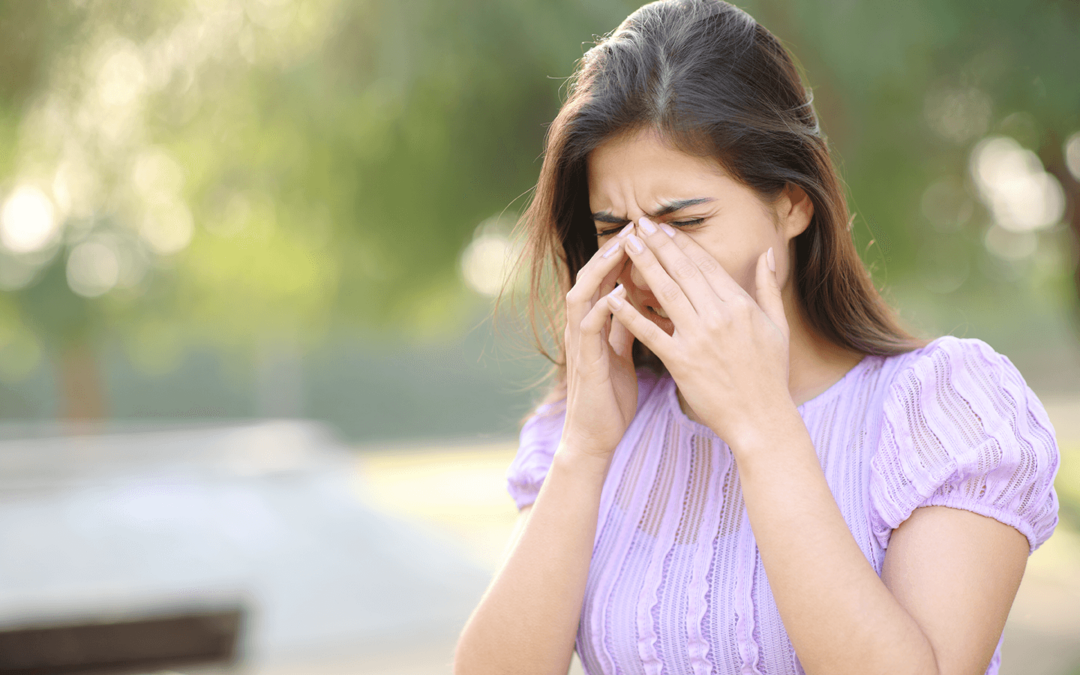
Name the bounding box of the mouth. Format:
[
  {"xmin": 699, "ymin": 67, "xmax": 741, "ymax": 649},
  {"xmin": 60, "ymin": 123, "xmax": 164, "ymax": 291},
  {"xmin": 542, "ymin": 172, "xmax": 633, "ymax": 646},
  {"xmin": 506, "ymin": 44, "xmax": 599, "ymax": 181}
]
[{"xmin": 641, "ymin": 302, "xmax": 675, "ymax": 336}]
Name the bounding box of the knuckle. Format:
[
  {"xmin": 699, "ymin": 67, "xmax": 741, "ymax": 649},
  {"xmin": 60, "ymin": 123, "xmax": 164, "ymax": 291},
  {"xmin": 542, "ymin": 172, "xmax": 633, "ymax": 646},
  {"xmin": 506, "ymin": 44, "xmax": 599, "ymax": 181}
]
[
  {"xmin": 702, "ymin": 311, "xmax": 723, "ymax": 332},
  {"xmin": 672, "ymin": 257, "xmax": 698, "ymax": 281},
  {"xmin": 656, "ymin": 280, "xmax": 682, "ymax": 303},
  {"xmin": 695, "ymin": 255, "xmax": 720, "ymax": 275}
]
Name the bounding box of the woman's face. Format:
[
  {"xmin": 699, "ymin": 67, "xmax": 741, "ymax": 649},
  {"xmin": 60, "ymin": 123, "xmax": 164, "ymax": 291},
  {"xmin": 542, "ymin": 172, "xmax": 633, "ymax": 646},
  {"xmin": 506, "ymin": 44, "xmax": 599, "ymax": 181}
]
[{"xmin": 586, "ymin": 128, "xmax": 812, "ymax": 335}]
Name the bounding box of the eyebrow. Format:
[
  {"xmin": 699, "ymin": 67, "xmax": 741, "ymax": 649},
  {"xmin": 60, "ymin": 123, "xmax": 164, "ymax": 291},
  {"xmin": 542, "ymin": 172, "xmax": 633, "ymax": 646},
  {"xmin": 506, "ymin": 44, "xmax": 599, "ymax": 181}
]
[{"xmin": 590, "ymin": 197, "xmax": 714, "ymax": 223}]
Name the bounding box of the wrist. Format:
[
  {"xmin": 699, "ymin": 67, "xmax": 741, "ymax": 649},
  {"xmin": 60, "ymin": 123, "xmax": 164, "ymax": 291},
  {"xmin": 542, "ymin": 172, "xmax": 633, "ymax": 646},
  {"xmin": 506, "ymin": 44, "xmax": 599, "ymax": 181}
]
[
  {"xmin": 553, "ymin": 440, "xmax": 615, "ymax": 482},
  {"xmin": 725, "ymin": 401, "xmax": 805, "ymax": 462}
]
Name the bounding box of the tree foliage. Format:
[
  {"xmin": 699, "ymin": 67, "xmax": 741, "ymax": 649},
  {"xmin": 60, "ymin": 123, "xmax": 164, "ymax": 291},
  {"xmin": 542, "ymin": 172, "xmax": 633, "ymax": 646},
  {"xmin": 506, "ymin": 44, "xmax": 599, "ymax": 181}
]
[{"xmin": 0, "ymin": 0, "xmax": 1077, "ymax": 417}]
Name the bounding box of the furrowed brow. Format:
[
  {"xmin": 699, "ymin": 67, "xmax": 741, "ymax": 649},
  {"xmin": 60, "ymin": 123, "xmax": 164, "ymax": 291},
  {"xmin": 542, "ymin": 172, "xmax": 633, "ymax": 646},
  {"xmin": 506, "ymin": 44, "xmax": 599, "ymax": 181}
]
[
  {"xmin": 590, "ymin": 211, "xmax": 626, "ymax": 223},
  {"xmin": 651, "ymin": 198, "xmax": 713, "ymax": 217},
  {"xmin": 590, "ymin": 197, "xmax": 714, "ymax": 223}
]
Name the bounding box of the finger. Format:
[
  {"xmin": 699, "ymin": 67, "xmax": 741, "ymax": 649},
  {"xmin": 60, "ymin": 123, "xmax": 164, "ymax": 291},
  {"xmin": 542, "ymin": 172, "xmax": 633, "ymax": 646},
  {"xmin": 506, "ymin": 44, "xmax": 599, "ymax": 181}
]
[
  {"xmin": 636, "ymin": 217, "xmax": 722, "ymax": 313},
  {"xmin": 599, "ymin": 256, "xmax": 626, "ymax": 299},
  {"xmin": 623, "ymin": 232, "xmax": 697, "ymax": 325},
  {"xmin": 608, "ymin": 312, "xmax": 634, "ymax": 358},
  {"xmin": 755, "ymin": 247, "xmax": 789, "ymax": 339},
  {"xmin": 580, "ymin": 284, "xmax": 619, "ymax": 365},
  {"xmin": 655, "ymin": 220, "xmax": 745, "ymax": 302},
  {"xmin": 605, "ymin": 285, "xmax": 674, "ymax": 362},
  {"xmin": 593, "ymin": 241, "xmax": 628, "ymax": 305},
  {"xmin": 566, "ymin": 227, "xmax": 631, "ymax": 327}
]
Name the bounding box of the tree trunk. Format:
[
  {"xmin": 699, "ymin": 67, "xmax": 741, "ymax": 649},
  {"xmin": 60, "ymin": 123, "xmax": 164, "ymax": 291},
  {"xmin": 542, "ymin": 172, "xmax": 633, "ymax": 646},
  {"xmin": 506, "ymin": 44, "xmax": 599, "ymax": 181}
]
[
  {"xmin": 1041, "ymin": 136, "xmax": 1080, "ymax": 327},
  {"xmin": 58, "ymin": 341, "xmax": 106, "ymax": 427}
]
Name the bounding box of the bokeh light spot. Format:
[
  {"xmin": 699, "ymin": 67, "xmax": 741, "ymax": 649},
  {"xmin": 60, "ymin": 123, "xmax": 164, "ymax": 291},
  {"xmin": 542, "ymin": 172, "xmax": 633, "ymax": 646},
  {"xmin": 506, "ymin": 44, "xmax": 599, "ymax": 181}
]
[
  {"xmin": 924, "ymin": 87, "xmax": 992, "ymax": 143},
  {"xmin": 970, "ymin": 136, "xmax": 1064, "ymax": 233},
  {"xmin": 461, "ymin": 234, "xmax": 513, "ymax": 297},
  {"xmin": 920, "ymin": 178, "xmax": 973, "ymax": 232},
  {"xmin": 96, "ymin": 40, "xmax": 147, "ymax": 109},
  {"xmin": 141, "ymin": 201, "xmax": 195, "ymax": 255},
  {"xmin": 984, "ymin": 224, "xmax": 1037, "ymax": 261},
  {"xmin": 0, "ymin": 186, "xmax": 59, "ymax": 254},
  {"xmin": 67, "ymin": 240, "xmax": 121, "ymax": 298},
  {"xmin": 132, "ymin": 148, "xmax": 185, "ymax": 204},
  {"xmin": 1066, "ymin": 132, "xmax": 1080, "ymax": 183}
]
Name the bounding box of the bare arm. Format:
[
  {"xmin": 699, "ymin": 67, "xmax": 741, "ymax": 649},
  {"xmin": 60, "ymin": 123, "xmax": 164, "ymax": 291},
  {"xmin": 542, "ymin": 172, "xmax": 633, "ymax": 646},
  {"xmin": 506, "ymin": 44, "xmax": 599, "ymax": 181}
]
[
  {"xmin": 453, "ymin": 227, "xmax": 639, "ymax": 674},
  {"xmin": 453, "ymin": 446, "xmax": 609, "ymax": 675},
  {"xmin": 735, "ymin": 413, "xmax": 1028, "ymax": 675}
]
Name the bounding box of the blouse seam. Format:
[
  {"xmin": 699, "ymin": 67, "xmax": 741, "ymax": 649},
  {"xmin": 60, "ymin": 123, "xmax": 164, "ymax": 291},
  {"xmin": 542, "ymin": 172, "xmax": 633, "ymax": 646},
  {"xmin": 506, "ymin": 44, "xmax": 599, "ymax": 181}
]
[{"xmin": 919, "ymin": 493, "xmax": 1040, "ymax": 555}]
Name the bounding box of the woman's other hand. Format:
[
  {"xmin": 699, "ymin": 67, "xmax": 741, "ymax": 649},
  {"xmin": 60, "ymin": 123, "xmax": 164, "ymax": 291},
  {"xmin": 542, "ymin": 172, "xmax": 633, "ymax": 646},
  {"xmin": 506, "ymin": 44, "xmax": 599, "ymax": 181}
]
[
  {"xmin": 560, "ymin": 224, "xmax": 639, "ymax": 461},
  {"xmin": 605, "ymin": 216, "xmax": 792, "ymax": 449}
]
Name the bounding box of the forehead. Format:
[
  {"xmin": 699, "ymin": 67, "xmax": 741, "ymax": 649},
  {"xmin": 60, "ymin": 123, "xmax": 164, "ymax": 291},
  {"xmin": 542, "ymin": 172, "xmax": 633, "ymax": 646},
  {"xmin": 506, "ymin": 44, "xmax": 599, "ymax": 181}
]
[{"xmin": 586, "ymin": 128, "xmax": 729, "ymax": 206}]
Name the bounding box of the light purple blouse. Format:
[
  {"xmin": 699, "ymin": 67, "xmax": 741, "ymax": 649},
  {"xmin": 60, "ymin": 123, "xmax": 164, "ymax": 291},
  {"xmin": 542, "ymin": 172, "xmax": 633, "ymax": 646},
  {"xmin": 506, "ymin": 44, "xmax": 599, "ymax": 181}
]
[{"xmin": 506, "ymin": 336, "xmax": 1059, "ymax": 675}]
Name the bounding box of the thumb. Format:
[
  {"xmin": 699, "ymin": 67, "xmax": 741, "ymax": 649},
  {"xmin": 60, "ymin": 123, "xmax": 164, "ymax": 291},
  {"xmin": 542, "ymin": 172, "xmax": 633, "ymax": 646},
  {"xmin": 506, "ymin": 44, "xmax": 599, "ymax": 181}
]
[{"xmin": 755, "ymin": 247, "xmax": 788, "ymax": 339}]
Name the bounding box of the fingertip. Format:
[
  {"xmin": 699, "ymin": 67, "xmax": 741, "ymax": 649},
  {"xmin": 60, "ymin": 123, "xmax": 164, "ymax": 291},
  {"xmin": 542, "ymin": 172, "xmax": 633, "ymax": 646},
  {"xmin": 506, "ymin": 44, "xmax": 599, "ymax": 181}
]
[
  {"xmin": 602, "ymin": 239, "xmax": 623, "ymax": 259},
  {"xmin": 606, "ymin": 284, "xmax": 626, "ymax": 310}
]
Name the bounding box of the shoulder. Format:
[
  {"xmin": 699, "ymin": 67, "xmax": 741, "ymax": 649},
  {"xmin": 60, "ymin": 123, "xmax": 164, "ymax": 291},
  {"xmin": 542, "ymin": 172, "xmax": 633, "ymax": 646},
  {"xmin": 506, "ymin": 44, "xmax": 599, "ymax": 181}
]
[
  {"xmin": 881, "ymin": 335, "xmax": 1058, "ymax": 455},
  {"xmin": 506, "ymin": 367, "xmax": 667, "ymax": 510},
  {"xmin": 885, "ymin": 335, "xmax": 1034, "ymax": 404},
  {"xmin": 870, "ymin": 335, "xmax": 1060, "ymax": 554}
]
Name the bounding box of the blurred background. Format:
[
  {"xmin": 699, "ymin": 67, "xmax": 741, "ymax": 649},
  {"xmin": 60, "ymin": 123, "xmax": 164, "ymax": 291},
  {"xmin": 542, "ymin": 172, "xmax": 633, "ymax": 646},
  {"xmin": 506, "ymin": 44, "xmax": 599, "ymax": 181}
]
[{"xmin": 0, "ymin": 0, "xmax": 1077, "ymax": 673}]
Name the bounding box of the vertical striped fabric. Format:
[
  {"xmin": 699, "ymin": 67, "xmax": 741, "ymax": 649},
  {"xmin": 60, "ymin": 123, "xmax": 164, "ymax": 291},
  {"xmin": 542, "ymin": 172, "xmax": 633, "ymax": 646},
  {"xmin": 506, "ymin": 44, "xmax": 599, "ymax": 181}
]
[{"xmin": 506, "ymin": 336, "xmax": 1060, "ymax": 675}]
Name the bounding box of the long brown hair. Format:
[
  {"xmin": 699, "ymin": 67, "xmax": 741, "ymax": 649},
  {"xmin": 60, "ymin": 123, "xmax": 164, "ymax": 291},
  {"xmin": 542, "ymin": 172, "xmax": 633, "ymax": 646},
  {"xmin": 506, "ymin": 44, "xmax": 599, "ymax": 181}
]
[{"xmin": 512, "ymin": 0, "xmax": 923, "ymax": 386}]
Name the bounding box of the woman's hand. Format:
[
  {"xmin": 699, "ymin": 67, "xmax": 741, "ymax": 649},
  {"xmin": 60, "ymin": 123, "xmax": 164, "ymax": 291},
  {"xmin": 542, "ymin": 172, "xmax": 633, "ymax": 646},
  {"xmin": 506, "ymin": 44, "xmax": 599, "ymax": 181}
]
[
  {"xmin": 560, "ymin": 226, "xmax": 639, "ymax": 461},
  {"xmin": 604, "ymin": 217, "xmax": 793, "ymax": 450}
]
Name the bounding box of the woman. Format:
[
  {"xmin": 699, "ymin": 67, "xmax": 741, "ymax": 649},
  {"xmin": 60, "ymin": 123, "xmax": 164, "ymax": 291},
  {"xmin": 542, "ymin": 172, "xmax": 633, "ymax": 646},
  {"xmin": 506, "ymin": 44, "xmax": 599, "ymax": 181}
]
[{"xmin": 454, "ymin": 1, "xmax": 1059, "ymax": 674}]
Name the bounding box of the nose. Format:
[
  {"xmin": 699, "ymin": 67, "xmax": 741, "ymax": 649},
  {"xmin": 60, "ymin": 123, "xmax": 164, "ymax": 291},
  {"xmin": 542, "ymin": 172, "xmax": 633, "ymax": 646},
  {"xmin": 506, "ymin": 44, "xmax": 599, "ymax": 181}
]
[
  {"xmin": 621, "ymin": 258, "xmax": 651, "ymax": 294},
  {"xmin": 616, "ymin": 216, "xmax": 651, "ymax": 294}
]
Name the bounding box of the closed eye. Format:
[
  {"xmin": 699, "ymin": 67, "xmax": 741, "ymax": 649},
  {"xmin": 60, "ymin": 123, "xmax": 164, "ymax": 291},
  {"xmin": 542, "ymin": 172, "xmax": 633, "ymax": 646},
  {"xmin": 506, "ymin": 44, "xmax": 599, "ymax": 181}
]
[
  {"xmin": 595, "ymin": 217, "xmax": 706, "ymax": 238},
  {"xmin": 596, "ymin": 224, "xmax": 627, "ymax": 238}
]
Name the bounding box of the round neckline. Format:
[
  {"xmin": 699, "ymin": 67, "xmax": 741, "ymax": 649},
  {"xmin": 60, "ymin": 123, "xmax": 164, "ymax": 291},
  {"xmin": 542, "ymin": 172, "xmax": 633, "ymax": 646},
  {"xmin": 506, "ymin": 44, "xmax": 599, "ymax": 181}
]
[{"xmin": 662, "ymin": 354, "xmax": 872, "ymax": 434}]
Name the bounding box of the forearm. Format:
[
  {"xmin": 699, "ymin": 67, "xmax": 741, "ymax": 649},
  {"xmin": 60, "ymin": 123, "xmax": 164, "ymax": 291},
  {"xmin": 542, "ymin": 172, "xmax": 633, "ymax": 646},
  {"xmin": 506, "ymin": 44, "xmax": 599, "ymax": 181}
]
[
  {"xmin": 454, "ymin": 445, "xmax": 609, "ymax": 675},
  {"xmin": 732, "ymin": 409, "xmax": 940, "ymax": 675}
]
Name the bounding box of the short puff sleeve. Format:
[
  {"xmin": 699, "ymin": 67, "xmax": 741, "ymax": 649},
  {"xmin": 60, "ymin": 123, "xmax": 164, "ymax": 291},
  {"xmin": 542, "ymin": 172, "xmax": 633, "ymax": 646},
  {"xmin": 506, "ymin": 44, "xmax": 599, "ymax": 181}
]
[
  {"xmin": 506, "ymin": 369, "xmax": 663, "ymax": 511},
  {"xmin": 506, "ymin": 400, "xmax": 567, "ymax": 511},
  {"xmin": 869, "ymin": 336, "xmax": 1059, "ymax": 554}
]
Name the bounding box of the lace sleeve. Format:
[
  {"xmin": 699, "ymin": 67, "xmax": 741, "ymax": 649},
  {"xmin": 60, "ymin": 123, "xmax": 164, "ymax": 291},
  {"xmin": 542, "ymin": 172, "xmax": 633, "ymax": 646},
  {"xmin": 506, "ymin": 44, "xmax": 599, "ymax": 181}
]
[
  {"xmin": 506, "ymin": 400, "xmax": 567, "ymax": 511},
  {"xmin": 869, "ymin": 336, "xmax": 1060, "ymax": 554}
]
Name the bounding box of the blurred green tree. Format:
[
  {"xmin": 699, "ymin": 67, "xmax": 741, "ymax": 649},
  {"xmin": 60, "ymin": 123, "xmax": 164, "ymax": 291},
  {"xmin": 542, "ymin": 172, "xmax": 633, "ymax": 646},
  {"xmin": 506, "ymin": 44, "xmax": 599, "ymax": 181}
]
[{"xmin": 0, "ymin": 0, "xmax": 1077, "ymax": 420}]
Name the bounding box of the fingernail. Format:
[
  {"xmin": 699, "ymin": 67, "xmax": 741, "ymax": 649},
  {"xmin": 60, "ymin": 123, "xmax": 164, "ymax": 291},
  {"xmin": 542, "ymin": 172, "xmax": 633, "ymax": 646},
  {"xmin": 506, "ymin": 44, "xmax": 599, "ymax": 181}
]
[
  {"xmin": 602, "ymin": 240, "xmax": 622, "ymax": 258},
  {"xmin": 618, "ymin": 223, "xmax": 634, "ymax": 238},
  {"xmin": 607, "ymin": 293, "xmax": 624, "ymax": 310},
  {"xmin": 627, "ymin": 234, "xmax": 645, "ymax": 253},
  {"xmin": 767, "ymin": 247, "xmax": 775, "ymax": 272},
  {"xmin": 613, "ymin": 283, "xmax": 625, "ymax": 295},
  {"xmin": 638, "ymin": 217, "xmax": 656, "ymax": 235},
  {"xmin": 660, "ymin": 222, "xmax": 675, "ymax": 237}
]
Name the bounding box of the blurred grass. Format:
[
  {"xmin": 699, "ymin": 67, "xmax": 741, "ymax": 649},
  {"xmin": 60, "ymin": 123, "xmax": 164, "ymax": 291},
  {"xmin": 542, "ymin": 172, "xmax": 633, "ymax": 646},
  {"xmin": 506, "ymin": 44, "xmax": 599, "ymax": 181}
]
[{"xmin": 1057, "ymin": 442, "xmax": 1080, "ymax": 532}]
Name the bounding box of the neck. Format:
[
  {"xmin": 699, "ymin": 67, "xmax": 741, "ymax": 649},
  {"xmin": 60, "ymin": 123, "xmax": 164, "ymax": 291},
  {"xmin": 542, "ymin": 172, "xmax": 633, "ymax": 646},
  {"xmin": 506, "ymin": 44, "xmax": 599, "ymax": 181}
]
[
  {"xmin": 675, "ymin": 285, "xmax": 865, "ymax": 424},
  {"xmin": 783, "ymin": 286, "xmax": 865, "ymax": 407}
]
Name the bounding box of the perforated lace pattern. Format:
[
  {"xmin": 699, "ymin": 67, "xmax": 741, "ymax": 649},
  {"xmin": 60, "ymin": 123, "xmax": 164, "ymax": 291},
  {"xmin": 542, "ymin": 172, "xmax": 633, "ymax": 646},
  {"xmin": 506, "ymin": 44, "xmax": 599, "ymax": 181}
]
[{"xmin": 506, "ymin": 337, "xmax": 1059, "ymax": 675}]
